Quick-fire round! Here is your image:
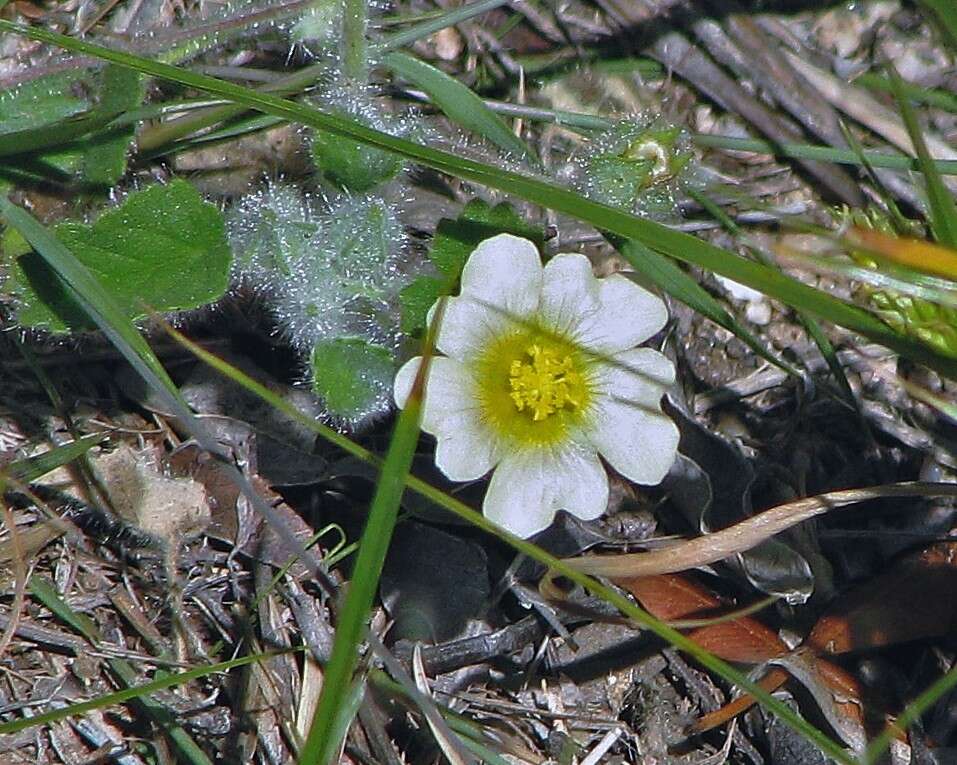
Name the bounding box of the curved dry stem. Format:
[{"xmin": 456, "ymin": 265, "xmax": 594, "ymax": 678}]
[{"xmin": 563, "ymin": 482, "xmax": 957, "ymax": 578}]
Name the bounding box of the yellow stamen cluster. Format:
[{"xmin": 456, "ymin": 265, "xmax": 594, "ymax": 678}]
[{"xmin": 509, "ymin": 344, "xmax": 583, "ymax": 421}]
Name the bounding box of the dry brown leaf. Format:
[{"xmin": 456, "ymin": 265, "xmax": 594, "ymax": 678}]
[
  {"xmin": 643, "ymin": 544, "xmax": 957, "ymax": 738},
  {"xmin": 613, "ymin": 573, "xmax": 864, "ymax": 737},
  {"xmin": 807, "ymin": 541, "xmax": 957, "ymax": 655},
  {"xmin": 617, "ymin": 573, "xmax": 788, "ymax": 663}
]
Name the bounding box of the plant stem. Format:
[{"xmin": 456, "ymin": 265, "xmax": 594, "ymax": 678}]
[{"xmin": 341, "ymin": 0, "xmax": 369, "ymax": 83}]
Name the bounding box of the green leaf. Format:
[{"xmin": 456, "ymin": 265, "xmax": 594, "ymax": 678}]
[
  {"xmin": 1, "ymin": 433, "xmax": 107, "ymax": 487},
  {"xmin": 77, "ymin": 65, "xmax": 144, "ymax": 186},
  {"xmin": 0, "ymin": 65, "xmax": 143, "ymax": 186},
  {"xmin": 383, "ymin": 51, "xmax": 533, "ymax": 162},
  {"xmin": 0, "ymin": 71, "xmax": 87, "ymax": 131},
  {"xmin": 310, "ymin": 337, "xmax": 395, "ymax": 420},
  {"xmin": 9, "ymin": 179, "xmax": 231, "ymax": 331},
  {"xmin": 430, "ymin": 199, "xmax": 542, "ymax": 278},
  {"xmin": 399, "ymin": 275, "xmax": 443, "ymax": 335},
  {"xmin": 311, "ymin": 109, "xmax": 404, "ymax": 193}
]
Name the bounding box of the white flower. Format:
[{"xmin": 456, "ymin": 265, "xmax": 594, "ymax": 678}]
[{"xmin": 394, "ymin": 234, "xmax": 679, "ymax": 538}]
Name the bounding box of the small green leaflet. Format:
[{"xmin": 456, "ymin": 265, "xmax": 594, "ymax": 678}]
[
  {"xmin": 311, "ymin": 108, "xmax": 404, "ymax": 193},
  {"xmin": 5, "ymin": 179, "xmax": 231, "ymax": 331},
  {"xmin": 400, "ymin": 200, "xmax": 543, "ymax": 335},
  {"xmin": 399, "ymin": 276, "xmax": 444, "ymax": 335},
  {"xmin": 310, "ymin": 337, "xmax": 395, "ymax": 421}
]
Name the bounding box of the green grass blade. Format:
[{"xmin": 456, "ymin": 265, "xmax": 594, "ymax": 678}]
[
  {"xmin": 692, "ymin": 134, "xmax": 957, "ymax": 176},
  {"xmin": 28, "ymin": 577, "xmax": 215, "ymax": 765},
  {"xmin": 1, "ymin": 21, "xmax": 953, "ymax": 376},
  {"xmin": 864, "ymin": 660, "xmax": 957, "ymax": 764},
  {"xmin": 383, "ymin": 50, "xmax": 534, "ymax": 161},
  {"xmin": 378, "ymin": 0, "xmax": 508, "ymax": 53},
  {"xmin": 0, "ymin": 641, "xmax": 295, "ymax": 734},
  {"xmin": 1, "ymin": 433, "xmax": 107, "ymax": 485},
  {"xmin": 854, "ymin": 73, "xmax": 957, "ymax": 113},
  {"xmin": 608, "ymin": 235, "xmax": 799, "ymax": 378},
  {"xmin": 889, "ymin": 66, "xmax": 957, "ymax": 250},
  {"xmin": 298, "ymin": 370, "xmax": 426, "ymax": 764},
  {"xmin": 29, "ymin": 576, "xmax": 100, "ymax": 641},
  {"xmin": 918, "ymin": 0, "xmax": 957, "ymax": 50}
]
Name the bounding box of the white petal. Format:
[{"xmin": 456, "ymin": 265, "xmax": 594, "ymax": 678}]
[
  {"xmin": 434, "ymin": 425, "xmax": 501, "ymax": 482},
  {"xmin": 430, "ymin": 293, "xmax": 510, "ymax": 362},
  {"xmin": 591, "ymin": 348, "xmax": 676, "ymax": 410},
  {"xmin": 483, "ymin": 445, "xmax": 608, "ymax": 538},
  {"xmin": 585, "ymin": 397, "xmax": 679, "ymax": 486},
  {"xmin": 539, "ymin": 253, "xmax": 601, "ymax": 337},
  {"xmin": 459, "ymin": 234, "xmax": 542, "ymax": 322},
  {"xmin": 573, "ymin": 274, "xmax": 668, "ymax": 353},
  {"xmin": 393, "ymin": 356, "xmax": 480, "ymax": 434}
]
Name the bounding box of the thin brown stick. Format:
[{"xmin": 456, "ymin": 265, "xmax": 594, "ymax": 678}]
[
  {"xmin": 563, "ymin": 482, "xmax": 957, "ymax": 578},
  {"xmin": 0, "ymin": 497, "xmax": 29, "ymax": 661}
]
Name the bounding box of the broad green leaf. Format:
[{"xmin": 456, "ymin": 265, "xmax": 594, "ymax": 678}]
[
  {"xmin": 383, "ymin": 51, "xmax": 533, "ymax": 161},
  {"xmin": 77, "ymin": 65, "xmax": 144, "ymax": 186},
  {"xmin": 310, "ymin": 337, "xmax": 395, "ymax": 420},
  {"xmin": 8, "ymin": 179, "xmax": 230, "ymax": 331},
  {"xmin": 0, "ymin": 71, "xmax": 87, "ymax": 131}
]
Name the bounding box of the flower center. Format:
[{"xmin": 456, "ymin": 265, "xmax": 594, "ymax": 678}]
[
  {"xmin": 509, "ymin": 344, "xmax": 584, "ymax": 421},
  {"xmin": 474, "ymin": 327, "xmax": 594, "ymax": 447}
]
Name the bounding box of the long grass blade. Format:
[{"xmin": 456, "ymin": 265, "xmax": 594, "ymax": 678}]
[
  {"xmin": 383, "ymin": 51, "xmax": 533, "ymax": 161},
  {"xmin": 1, "ymin": 433, "xmax": 107, "ymax": 485},
  {"xmin": 297, "ymin": 392, "xmax": 424, "ymax": 763},
  {"xmin": 889, "ymin": 65, "xmax": 957, "ymax": 249}
]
